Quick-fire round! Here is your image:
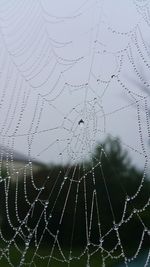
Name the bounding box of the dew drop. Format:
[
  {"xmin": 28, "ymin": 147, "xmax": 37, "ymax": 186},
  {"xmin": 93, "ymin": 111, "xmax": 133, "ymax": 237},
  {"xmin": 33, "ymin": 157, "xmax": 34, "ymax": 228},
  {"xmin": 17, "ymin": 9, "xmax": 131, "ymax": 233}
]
[{"xmin": 78, "ymin": 119, "xmax": 84, "ymax": 125}]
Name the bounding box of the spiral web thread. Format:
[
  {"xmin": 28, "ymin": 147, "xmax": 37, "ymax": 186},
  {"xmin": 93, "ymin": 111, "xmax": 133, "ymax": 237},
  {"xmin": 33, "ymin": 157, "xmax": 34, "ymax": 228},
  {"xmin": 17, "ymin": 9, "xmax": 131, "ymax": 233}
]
[{"xmin": 0, "ymin": 0, "xmax": 149, "ymax": 266}]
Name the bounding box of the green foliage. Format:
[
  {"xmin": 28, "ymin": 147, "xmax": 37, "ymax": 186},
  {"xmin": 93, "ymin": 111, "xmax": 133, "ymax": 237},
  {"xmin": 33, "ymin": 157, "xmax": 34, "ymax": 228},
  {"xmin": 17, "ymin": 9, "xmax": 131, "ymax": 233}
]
[{"xmin": 0, "ymin": 136, "xmax": 149, "ymax": 257}]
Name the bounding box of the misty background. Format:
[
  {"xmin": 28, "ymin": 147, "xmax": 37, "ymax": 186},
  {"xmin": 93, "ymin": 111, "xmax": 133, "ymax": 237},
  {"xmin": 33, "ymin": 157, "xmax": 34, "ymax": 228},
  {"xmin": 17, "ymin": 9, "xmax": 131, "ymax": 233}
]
[
  {"xmin": 0, "ymin": 0, "xmax": 149, "ymax": 170},
  {"xmin": 0, "ymin": 1, "xmax": 150, "ymax": 267}
]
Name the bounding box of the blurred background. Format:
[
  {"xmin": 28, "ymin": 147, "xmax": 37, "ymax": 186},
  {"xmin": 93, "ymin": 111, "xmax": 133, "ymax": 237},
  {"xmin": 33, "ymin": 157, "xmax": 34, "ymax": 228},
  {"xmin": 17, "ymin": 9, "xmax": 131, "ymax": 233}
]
[{"xmin": 0, "ymin": 0, "xmax": 149, "ymax": 266}]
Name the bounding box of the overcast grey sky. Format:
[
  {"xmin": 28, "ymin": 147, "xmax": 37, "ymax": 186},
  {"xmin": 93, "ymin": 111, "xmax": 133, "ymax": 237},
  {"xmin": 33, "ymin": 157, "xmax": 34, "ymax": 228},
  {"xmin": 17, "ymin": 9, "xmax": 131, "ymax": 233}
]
[{"xmin": 0, "ymin": 0, "xmax": 150, "ymax": 170}]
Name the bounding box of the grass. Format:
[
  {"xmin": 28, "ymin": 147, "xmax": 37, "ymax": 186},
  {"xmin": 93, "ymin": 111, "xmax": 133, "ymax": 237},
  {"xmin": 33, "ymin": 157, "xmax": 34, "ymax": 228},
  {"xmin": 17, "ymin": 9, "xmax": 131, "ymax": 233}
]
[
  {"xmin": 1, "ymin": 246, "xmax": 148, "ymax": 267},
  {"xmin": 0, "ymin": 244, "xmax": 121, "ymax": 267}
]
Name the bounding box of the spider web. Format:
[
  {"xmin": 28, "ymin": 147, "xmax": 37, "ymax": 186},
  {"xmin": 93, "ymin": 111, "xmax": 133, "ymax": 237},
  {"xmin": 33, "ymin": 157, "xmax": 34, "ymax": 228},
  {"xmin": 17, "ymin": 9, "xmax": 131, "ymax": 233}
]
[{"xmin": 0, "ymin": 0, "xmax": 149, "ymax": 266}]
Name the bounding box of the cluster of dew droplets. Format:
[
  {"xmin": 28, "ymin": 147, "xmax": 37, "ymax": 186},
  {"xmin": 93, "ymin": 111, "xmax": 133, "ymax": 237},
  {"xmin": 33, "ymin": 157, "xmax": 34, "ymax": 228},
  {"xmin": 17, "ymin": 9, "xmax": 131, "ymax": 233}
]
[{"xmin": 0, "ymin": 0, "xmax": 149, "ymax": 267}]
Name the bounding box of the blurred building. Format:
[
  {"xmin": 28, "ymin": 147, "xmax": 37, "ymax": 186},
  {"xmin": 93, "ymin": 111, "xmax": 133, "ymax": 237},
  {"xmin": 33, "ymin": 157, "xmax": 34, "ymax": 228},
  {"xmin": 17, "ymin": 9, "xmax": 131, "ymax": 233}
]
[{"xmin": 0, "ymin": 146, "xmax": 45, "ymax": 180}]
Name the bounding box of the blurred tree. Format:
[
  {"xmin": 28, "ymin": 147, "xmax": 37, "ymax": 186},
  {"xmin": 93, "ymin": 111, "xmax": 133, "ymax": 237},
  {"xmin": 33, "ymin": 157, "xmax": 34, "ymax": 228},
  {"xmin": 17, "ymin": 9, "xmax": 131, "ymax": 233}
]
[{"xmin": 0, "ymin": 137, "xmax": 149, "ymax": 252}]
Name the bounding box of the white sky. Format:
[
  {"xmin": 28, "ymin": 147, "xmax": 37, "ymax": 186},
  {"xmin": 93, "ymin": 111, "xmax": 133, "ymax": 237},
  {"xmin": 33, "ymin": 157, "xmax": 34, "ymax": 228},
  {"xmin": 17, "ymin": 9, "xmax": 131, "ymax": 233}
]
[{"xmin": 0, "ymin": 0, "xmax": 150, "ymax": 170}]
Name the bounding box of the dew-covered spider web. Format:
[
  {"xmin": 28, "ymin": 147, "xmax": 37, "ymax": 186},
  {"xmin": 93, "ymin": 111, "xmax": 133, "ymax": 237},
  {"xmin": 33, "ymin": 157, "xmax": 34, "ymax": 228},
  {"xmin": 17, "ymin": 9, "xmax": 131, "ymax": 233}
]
[{"xmin": 0, "ymin": 0, "xmax": 150, "ymax": 266}]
